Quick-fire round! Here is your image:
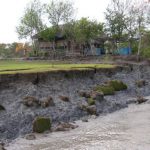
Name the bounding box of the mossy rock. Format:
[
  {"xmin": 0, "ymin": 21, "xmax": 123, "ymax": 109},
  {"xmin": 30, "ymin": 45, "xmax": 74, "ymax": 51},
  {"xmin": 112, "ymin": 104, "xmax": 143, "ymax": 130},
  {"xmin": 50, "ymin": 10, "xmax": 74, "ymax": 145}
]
[
  {"xmin": 59, "ymin": 96, "xmax": 70, "ymax": 102},
  {"xmin": 137, "ymin": 96, "xmax": 148, "ymax": 104},
  {"xmin": 78, "ymin": 104, "xmax": 88, "ymax": 111},
  {"xmin": 86, "ymin": 105, "xmax": 97, "ymax": 115},
  {"xmin": 0, "ymin": 105, "xmax": 5, "ymax": 111},
  {"xmin": 78, "ymin": 91, "xmax": 90, "ymax": 98},
  {"xmin": 0, "ymin": 143, "xmax": 5, "ymax": 150},
  {"xmin": 40, "ymin": 96, "xmax": 55, "ymax": 108},
  {"xmin": 107, "ymin": 80, "xmax": 127, "ymax": 91},
  {"xmin": 88, "ymin": 98, "xmax": 95, "ymax": 106},
  {"xmin": 33, "ymin": 117, "xmax": 51, "ymax": 133},
  {"xmin": 136, "ymin": 80, "xmax": 146, "ymax": 88},
  {"xmin": 23, "ymin": 96, "xmax": 39, "ymax": 107},
  {"xmin": 94, "ymin": 85, "xmax": 115, "ymax": 95},
  {"xmin": 90, "ymin": 91, "xmax": 104, "ymax": 101}
]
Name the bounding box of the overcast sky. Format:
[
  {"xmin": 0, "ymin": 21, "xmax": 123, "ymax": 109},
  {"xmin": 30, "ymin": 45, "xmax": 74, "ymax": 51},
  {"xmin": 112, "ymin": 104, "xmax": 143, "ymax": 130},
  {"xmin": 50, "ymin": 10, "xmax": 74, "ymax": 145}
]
[{"xmin": 0, "ymin": 0, "xmax": 110, "ymax": 43}]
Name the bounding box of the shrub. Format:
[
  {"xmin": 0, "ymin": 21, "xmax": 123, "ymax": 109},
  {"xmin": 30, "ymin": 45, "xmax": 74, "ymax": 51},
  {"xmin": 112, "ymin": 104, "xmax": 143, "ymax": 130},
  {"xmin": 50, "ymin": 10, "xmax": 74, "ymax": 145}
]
[
  {"xmin": 107, "ymin": 80, "xmax": 127, "ymax": 91},
  {"xmin": 33, "ymin": 117, "xmax": 51, "ymax": 133},
  {"xmin": 142, "ymin": 47, "xmax": 150, "ymax": 58}
]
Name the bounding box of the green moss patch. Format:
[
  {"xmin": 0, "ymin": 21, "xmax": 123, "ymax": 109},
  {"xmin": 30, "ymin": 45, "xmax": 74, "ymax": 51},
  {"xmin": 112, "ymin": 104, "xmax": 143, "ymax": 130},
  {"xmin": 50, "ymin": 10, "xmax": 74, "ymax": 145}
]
[
  {"xmin": 94, "ymin": 85, "xmax": 115, "ymax": 95},
  {"xmin": 33, "ymin": 117, "xmax": 51, "ymax": 133},
  {"xmin": 88, "ymin": 98, "xmax": 95, "ymax": 106},
  {"xmin": 107, "ymin": 80, "xmax": 127, "ymax": 91}
]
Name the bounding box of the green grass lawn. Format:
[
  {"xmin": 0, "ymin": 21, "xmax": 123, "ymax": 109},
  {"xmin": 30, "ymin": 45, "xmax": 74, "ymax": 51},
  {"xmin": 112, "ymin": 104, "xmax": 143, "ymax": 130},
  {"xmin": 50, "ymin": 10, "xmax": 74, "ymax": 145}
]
[{"xmin": 0, "ymin": 60, "xmax": 116, "ymax": 74}]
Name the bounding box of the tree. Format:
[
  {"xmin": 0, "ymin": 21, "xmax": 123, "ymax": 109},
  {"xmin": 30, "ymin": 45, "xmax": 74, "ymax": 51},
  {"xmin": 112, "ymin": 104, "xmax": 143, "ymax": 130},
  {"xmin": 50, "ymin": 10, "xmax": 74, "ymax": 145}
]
[
  {"xmin": 124, "ymin": 4, "xmax": 137, "ymax": 49},
  {"xmin": 105, "ymin": 0, "xmax": 129, "ymax": 50},
  {"xmin": 135, "ymin": 1, "xmax": 148, "ymax": 60},
  {"xmin": 16, "ymin": 0, "xmax": 44, "ymax": 39},
  {"xmin": 62, "ymin": 21, "xmax": 76, "ymax": 41},
  {"xmin": 105, "ymin": 0, "xmax": 149, "ymax": 58},
  {"xmin": 39, "ymin": 26, "xmax": 58, "ymax": 50},
  {"xmin": 0, "ymin": 43, "xmax": 18, "ymax": 58},
  {"xmin": 125, "ymin": 0, "xmax": 148, "ymax": 60},
  {"xmin": 75, "ymin": 18, "xmax": 104, "ymax": 44},
  {"xmin": 39, "ymin": 27, "xmax": 57, "ymax": 42},
  {"xmin": 45, "ymin": 0, "xmax": 75, "ymax": 27},
  {"xmin": 62, "ymin": 21, "xmax": 77, "ymax": 51},
  {"xmin": 64, "ymin": 18, "xmax": 103, "ymax": 54},
  {"xmin": 16, "ymin": 0, "xmax": 45, "ymax": 55}
]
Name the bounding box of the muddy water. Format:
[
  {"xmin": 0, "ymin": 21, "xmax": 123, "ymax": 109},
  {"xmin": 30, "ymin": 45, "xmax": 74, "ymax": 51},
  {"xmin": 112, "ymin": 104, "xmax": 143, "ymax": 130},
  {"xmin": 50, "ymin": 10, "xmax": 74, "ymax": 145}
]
[{"xmin": 7, "ymin": 102, "xmax": 150, "ymax": 150}]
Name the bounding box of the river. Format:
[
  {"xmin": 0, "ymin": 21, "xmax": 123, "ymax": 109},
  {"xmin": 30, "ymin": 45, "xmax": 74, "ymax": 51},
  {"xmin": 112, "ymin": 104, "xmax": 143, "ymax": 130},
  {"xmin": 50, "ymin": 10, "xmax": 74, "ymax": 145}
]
[{"xmin": 7, "ymin": 101, "xmax": 150, "ymax": 150}]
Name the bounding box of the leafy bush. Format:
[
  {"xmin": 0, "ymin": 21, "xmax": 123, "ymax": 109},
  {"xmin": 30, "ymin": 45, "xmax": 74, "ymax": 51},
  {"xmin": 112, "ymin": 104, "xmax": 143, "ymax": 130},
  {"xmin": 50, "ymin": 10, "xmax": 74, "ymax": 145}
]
[
  {"xmin": 141, "ymin": 47, "xmax": 150, "ymax": 58},
  {"xmin": 119, "ymin": 42, "xmax": 129, "ymax": 48},
  {"xmin": 131, "ymin": 41, "xmax": 138, "ymax": 54}
]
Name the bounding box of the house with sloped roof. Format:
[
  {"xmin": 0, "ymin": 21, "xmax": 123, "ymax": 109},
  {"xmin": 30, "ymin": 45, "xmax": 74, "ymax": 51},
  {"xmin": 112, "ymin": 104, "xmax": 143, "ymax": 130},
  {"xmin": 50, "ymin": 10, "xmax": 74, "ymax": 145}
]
[{"xmin": 32, "ymin": 29, "xmax": 108, "ymax": 57}]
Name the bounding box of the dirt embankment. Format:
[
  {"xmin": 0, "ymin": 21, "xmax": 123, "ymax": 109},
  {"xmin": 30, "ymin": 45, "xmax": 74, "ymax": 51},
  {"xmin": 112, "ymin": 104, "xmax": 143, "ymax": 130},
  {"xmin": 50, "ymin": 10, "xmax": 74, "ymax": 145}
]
[{"xmin": 0, "ymin": 64, "xmax": 150, "ymax": 142}]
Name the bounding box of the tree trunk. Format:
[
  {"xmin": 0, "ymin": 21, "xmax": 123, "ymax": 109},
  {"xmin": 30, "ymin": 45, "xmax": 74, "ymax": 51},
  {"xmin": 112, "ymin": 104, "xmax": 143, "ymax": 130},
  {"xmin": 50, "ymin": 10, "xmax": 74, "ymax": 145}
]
[{"xmin": 137, "ymin": 34, "xmax": 142, "ymax": 62}]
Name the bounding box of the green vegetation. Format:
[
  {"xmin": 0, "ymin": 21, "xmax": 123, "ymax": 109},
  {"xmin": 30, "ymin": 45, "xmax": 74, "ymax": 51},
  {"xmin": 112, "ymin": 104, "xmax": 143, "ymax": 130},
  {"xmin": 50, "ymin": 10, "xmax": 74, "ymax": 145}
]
[
  {"xmin": 107, "ymin": 80, "xmax": 127, "ymax": 91},
  {"xmin": 33, "ymin": 117, "xmax": 51, "ymax": 133},
  {"xmin": 94, "ymin": 80, "xmax": 127, "ymax": 96},
  {"xmin": 94, "ymin": 85, "xmax": 115, "ymax": 95},
  {"xmin": 0, "ymin": 60, "xmax": 115, "ymax": 74},
  {"xmin": 2, "ymin": 0, "xmax": 150, "ymax": 59},
  {"xmin": 88, "ymin": 98, "xmax": 95, "ymax": 106}
]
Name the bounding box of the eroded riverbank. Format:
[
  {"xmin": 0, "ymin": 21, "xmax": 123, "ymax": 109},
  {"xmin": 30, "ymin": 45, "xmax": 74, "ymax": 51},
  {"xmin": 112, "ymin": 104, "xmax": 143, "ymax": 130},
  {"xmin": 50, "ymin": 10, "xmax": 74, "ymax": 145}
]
[
  {"xmin": 0, "ymin": 64, "xmax": 150, "ymax": 143},
  {"xmin": 6, "ymin": 100, "xmax": 150, "ymax": 150}
]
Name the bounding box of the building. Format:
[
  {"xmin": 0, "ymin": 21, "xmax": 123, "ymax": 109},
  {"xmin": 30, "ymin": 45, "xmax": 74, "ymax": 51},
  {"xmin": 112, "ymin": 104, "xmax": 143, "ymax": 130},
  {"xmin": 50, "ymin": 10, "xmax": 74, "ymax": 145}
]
[{"xmin": 32, "ymin": 30, "xmax": 107, "ymax": 57}]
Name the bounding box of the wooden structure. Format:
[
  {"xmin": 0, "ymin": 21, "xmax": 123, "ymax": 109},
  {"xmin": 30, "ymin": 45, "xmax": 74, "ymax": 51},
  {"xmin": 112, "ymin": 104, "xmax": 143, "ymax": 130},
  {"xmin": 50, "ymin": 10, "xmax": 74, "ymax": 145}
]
[{"xmin": 32, "ymin": 32, "xmax": 108, "ymax": 57}]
